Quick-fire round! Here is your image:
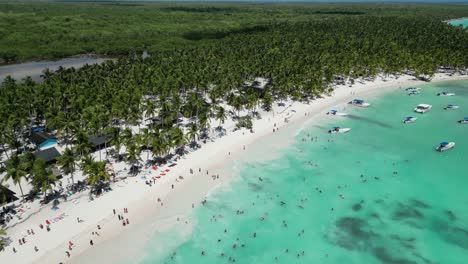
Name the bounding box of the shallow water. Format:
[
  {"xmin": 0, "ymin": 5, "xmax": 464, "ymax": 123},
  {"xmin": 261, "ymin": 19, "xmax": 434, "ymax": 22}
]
[
  {"xmin": 449, "ymin": 18, "xmax": 468, "ymax": 28},
  {"xmin": 0, "ymin": 56, "xmax": 108, "ymax": 82},
  {"xmin": 138, "ymin": 80, "xmax": 468, "ymax": 264}
]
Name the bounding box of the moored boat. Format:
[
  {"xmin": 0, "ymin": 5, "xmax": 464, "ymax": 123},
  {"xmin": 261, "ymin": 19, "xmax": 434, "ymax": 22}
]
[
  {"xmin": 414, "ymin": 104, "xmax": 432, "ymax": 113},
  {"xmin": 326, "ymin": 109, "xmax": 348, "ymax": 116},
  {"xmin": 437, "ymin": 92, "xmax": 455, "ymax": 96},
  {"xmin": 458, "ymin": 117, "xmax": 468, "ymax": 124},
  {"xmin": 444, "ymin": 104, "xmax": 459, "ymax": 110},
  {"xmin": 436, "ymin": 142, "xmax": 455, "ymax": 152},
  {"xmin": 349, "ymin": 99, "xmax": 370, "ymax": 108},
  {"xmin": 402, "ymin": 117, "xmax": 417, "ymax": 124},
  {"xmin": 328, "ymin": 127, "xmax": 351, "ymax": 134}
]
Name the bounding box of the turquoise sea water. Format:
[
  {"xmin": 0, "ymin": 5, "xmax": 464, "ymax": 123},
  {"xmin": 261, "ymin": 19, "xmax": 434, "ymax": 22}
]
[
  {"xmin": 139, "ymin": 80, "xmax": 468, "ymax": 264},
  {"xmin": 449, "ymin": 18, "xmax": 468, "ymax": 28}
]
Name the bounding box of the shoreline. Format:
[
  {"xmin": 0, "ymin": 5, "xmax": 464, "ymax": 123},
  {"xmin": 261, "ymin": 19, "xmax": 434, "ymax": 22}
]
[
  {"xmin": 444, "ymin": 17, "xmax": 468, "ymax": 23},
  {"xmin": 1, "ymin": 73, "xmax": 467, "ymax": 264}
]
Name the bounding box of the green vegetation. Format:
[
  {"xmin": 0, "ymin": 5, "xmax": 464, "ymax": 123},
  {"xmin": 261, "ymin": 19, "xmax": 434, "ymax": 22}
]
[
  {"xmin": 0, "ymin": 228, "xmax": 7, "ymax": 251},
  {"xmin": 0, "ymin": 2, "xmax": 467, "ymax": 203},
  {"xmin": 1, "ymin": 2, "xmax": 468, "ymax": 63}
]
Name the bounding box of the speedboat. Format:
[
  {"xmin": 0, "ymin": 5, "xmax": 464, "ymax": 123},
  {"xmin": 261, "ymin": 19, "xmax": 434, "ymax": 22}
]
[
  {"xmin": 444, "ymin": 104, "xmax": 459, "ymax": 110},
  {"xmin": 407, "ymin": 90, "xmax": 420, "ymax": 96},
  {"xmin": 436, "ymin": 142, "xmax": 455, "ymax": 152},
  {"xmin": 349, "ymin": 99, "xmax": 370, "ymax": 108},
  {"xmin": 414, "ymin": 104, "xmax": 432, "ymax": 113},
  {"xmin": 326, "ymin": 109, "xmax": 348, "ymax": 116},
  {"xmin": 328, "ymin": 127, "xmax": 351, "ymax": 134},
  {"xmin": 402, "ymin": 117, "xmax": 417, "ymax": 124},
  {"xmin": 458, "ymin": 117, "xmax": 468, "ymax": 124},
  {"xmin": 437, "ymin": 92, "xmax": 455, "ymax": 96}
]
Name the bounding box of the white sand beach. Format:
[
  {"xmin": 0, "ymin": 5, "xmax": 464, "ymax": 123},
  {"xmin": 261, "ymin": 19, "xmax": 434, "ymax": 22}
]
[{"xmin": 1, "ymin": 73, "xmax": 467, "ymax": 264}]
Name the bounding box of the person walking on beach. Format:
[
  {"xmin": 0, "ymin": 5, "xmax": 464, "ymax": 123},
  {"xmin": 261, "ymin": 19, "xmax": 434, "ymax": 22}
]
[{"xmin": 90, "ymin": 240, "xmax": 94, "ymax": 246}]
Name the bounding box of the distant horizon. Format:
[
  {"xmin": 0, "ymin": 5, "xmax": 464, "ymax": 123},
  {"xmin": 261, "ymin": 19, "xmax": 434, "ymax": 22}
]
[{"xmin": 53, "ymin": 0, "xmax": 468, "ymax": 3}]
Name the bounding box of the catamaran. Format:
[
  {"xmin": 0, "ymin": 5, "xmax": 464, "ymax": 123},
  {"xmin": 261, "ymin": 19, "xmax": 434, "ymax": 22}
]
[
  {"xmin": 326, "ymin": 109, "xmax": 348, "ymax": 116},
  {"xmin": 328, "ymin": 127, "xmax": 351, "ymax": 134},
  {"xmin": 349, "ymin": 99, "xmax": 370, "ymax": 108},
  {"xmin": 436, "ymin": 142, "xmax": 455, "ymax": 152},
  {"xmin": 437, "ymin": 92, "xmax": 455, "ymax": 96},
  {"xmin": 414, "ymin": 104, "xmax": 432, "ymax": 113},
  {"xmin": 444, "ymin": 104, "xmax": 459, "ymax": 110},
  {"xmin": 402, "ymin": 117, "xmax": 417, "ymax": 124}
]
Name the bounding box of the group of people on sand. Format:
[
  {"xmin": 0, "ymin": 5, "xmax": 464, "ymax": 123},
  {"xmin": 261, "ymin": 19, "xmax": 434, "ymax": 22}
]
[{"xmin": 11, "ymin": 218, "xmax": 55, "ymax": 254}]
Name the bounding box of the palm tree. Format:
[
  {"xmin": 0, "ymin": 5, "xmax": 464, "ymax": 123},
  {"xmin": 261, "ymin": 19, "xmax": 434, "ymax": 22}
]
[
  {"xmin": 57, "ymin": 148, "xmax": 77, "ymax": 192},
  {"xmin": 0, "ymin": 228, "xmax": 7, "ymax": 251},
  {"xmin": 187, "ymin": 123, "xmax": 199, "ymax": 143},
  {"xmin": 215, "ymin": 106, "xmax": 227, "ymax": 128},
  {"xmin": 30, "ymin": 158, "xmax": 57, "ymax": 197},
  {"xmin": 20, "ymin": 151, "xmax": 36, "ymax": 175},
  {"xmin": 80, "ymin": 155, "xmax": 95, "ymax": 172},
  {"xmin": 83, "ymin": 161, "xmax": 110, "ymax": 194},
  {"xmin": 74, "ymin": 130, "xmax": 93, "ymax": 157},
  {"xmin": 170, "ymin": 127, "xmax": 186, "ymax": 149},
  {"xmin": 4, "ymin": 155, "xmax": 27, "ymax": 199}
]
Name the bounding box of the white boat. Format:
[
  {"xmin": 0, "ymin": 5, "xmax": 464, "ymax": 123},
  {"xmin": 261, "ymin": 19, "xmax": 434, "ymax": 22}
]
[
  {"xmin": 437, "ymin": 92, "xmax": 455, "ymax": 96},
  {"xmin": 402, "ymin": 117, "xmax": 417, "ymax": 124},
  {"xmin": 458, "ymin": 117, "xmax": 468, "ymax": 124},
  {"xmin": 436, "ymin": 142, "xmax": 455, "ymax": 152},
  {"xmin": 328, "ymin": 127, "xmax": 351, "ymax": 134},
  {"xmin": 414, "ymin": 104, "xmax": 432, "ymax": 113},
  {"xmin": 444, "ymin": 104, "xmax": 459, "ymax": 110},
  {"xmin": 326, "ymin": 109, "xmax": 348, "ymax": 116},
  {"xmin": 349, "ymin": 99, "xmax": 370, "ymax": 108}
]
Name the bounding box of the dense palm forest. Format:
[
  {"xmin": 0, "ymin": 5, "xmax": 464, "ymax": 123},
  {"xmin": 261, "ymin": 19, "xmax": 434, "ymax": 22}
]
[
  {"xmin": 1, "ymin": 2, "xmax": 468, "ymax": 63},
  {"xmin": 1, "ymin": 3, "xmax": 468, "ymax": 203}
]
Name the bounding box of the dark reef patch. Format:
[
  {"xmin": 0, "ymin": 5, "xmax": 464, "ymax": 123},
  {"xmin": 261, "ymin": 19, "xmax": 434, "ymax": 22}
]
[
  {"xmin": 331, "ymin": 217, "xmax": 377, "ymax": 250},
  {"xmin": 352, "ymin": 203, "xmax": 363, "ymax": 212},
  {"xmin": 373, "ymin": 247, "xmax": 417, "ymax": 264},
  {"xmin": 410, "ymin": 199, "xmax": 431, "ymax": 209},
  {"xmin": 444, "ymin": 210, "xmax": 457, "ymax": 221},
  {"xmin": 392, "ymin": 202, "xmax": 424, "ymax": 220}
]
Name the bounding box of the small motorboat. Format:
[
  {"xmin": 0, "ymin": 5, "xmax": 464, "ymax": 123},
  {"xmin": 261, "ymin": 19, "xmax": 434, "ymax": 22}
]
[
  {"xmin": 437, "ymin": 92, "xmax": 455, "ymax": 96},
  {"xmin": 444, "ymin": 104, "xmax": 459, "ymax": 110},
  {"xmin": 326, "ymin": 109, "xmax": 348, "ymax": 116},
  {"xmin": 328, "ymin": 127, "xmax": 351, "ymax": 134},
  {"xmin": 458, "ymin": 117, "xmax": 468, "ymax": 124},
  {"xmin": 407, "ymin": 90, "xmax": 420, "ymax": 96},
  {"xmin": 414, "ymin": 104, "xmax": 432, "ymax": 113},
  {"xmin": 402, "ymin": 117, "xmax": 417, "ymax": 124},
  {"xmin": 349, "ymin": 99, "xmax": 370, "ymax": 108},
  {"xmin": 436, "ymin": 142, "xmax": 455, "ymax": 152}
]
